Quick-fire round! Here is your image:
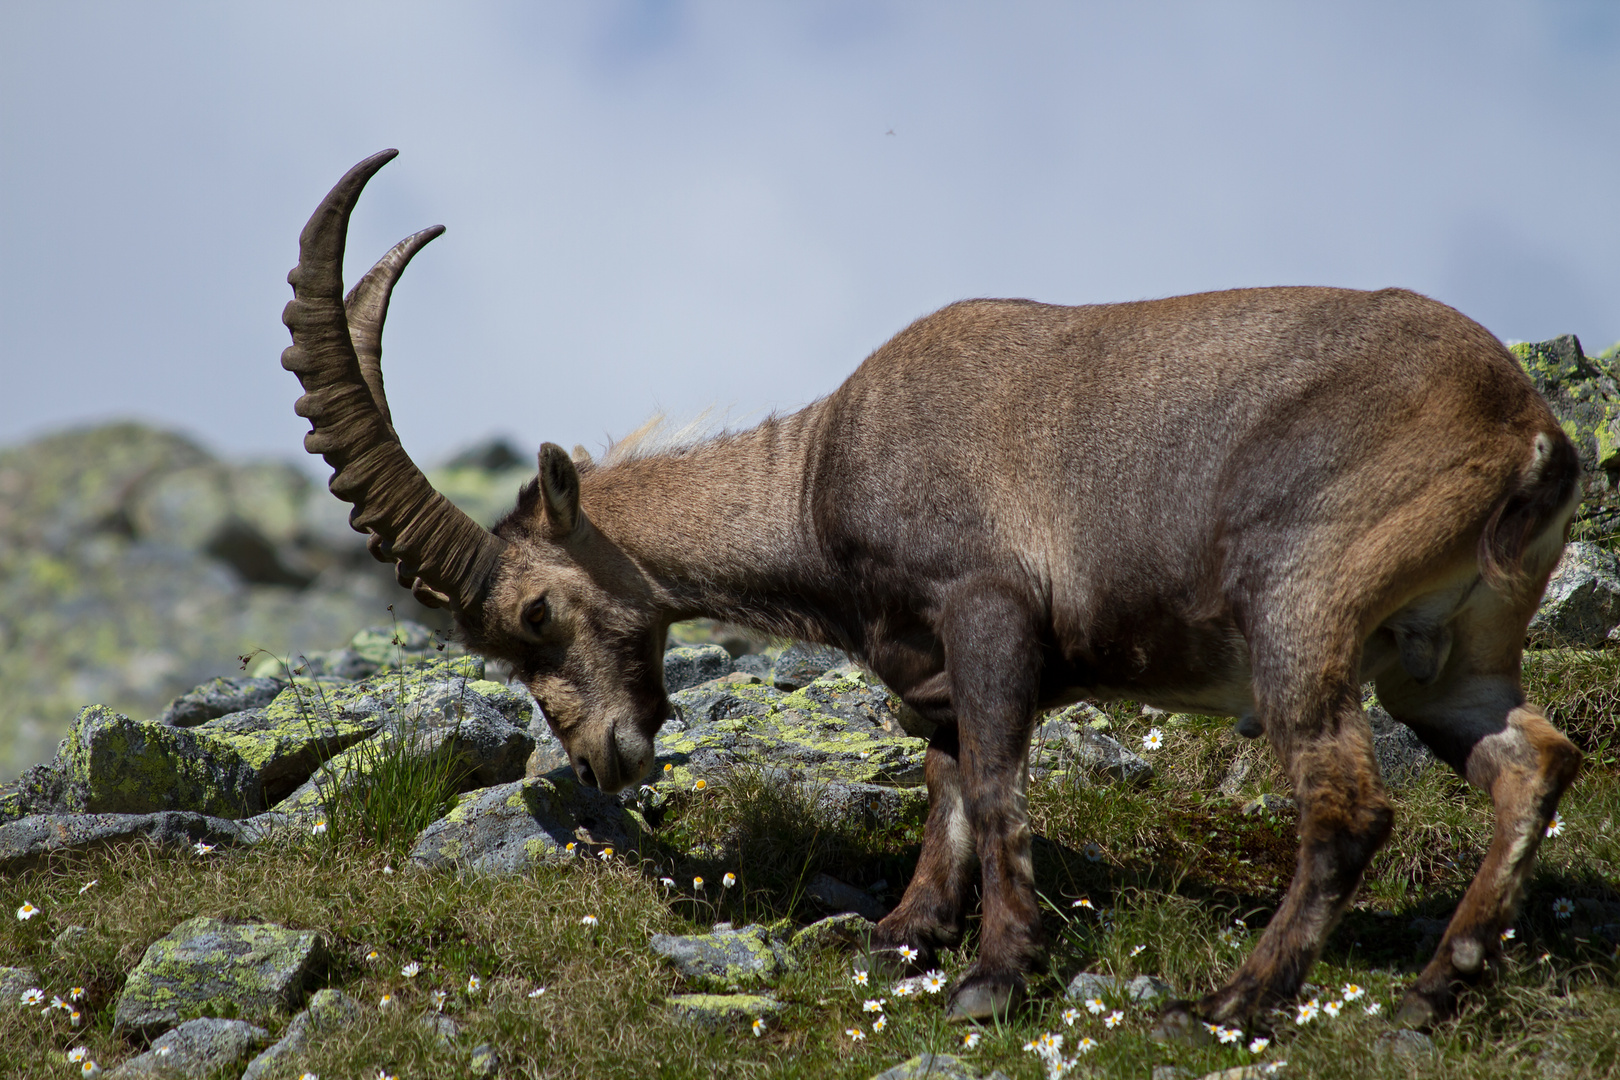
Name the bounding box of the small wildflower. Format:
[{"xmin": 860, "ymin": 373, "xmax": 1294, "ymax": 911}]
[
  {"xmin": 20, "ymin": 988, "xmax": 44, "ymax": 1006},
  {"xmin": 378, "ymin": 993, "xmax": 393, "ymax": 1008},
  {"xmin": 432, "ymin": 989, "xmax": 447, "ymax": 1011},
  {"xmin": 1554, "ymin": 897, "xmax": 1575, "ymax": 918},
  {"xmin": 565, "ymin": 842, "xmax": 577, "ymax": 855},
  {"xmin": 872, "ymin": 1013, "xmax": 888, "ymax": 1032},
  {"xmin": 467, "ymin": 974, "xmax": 482, "ymax": 994},
  {"xmin": 1037, "ymin": 1032, "xmax": 1063, "ymax": 1053},
  {"xmin": 68, "ymin": 1047, "xmax": 88, "ymax": 1063},
  {"xmin": 693, "ymin": 876, "xmax": 705, "ymax": 891},
  {"xmin": 1341, "ymin": 983, "xmax": 1364, "ymax": 1000},
  {"xmin": 962, "ymin": 1031, "xmax": 981, "ymax": 1049},
  {"xmin": 1218, "ymin": 1026, "xmax": 1242, "ymax": 1044},
  {"xmin": 154, "ymin": 1046, "xmax": 172, "ymax": 1057},
  {"xmin": 598, "ymin": 847, "xmax": 614, "ymax": 862},
  {"xmin": 1539, "ymin": 951, "xmax": 1553, "ymax": 963},
  {"xmin": 852, "ymin": 970, "xmax": 870, "ymax": 987},
  {"xmin": 1142, "ymin": 727, "xmax": 1164, "ymax": 750},
  {"xmin": 366, "ymin": 950, "xmax": 379, "ymax": 962},
  {"xmin": 659, "ymin": 876, "xmax": 676, "ymax": 888},
  {"xmin": 377, "ymin": 1072, "xmax": 397, "ymax": 1080},
  {"xmin": 299, "ymin": 1074, "xmax": 319, "ymax": 1080},
  {"xmin": 78, "ymin": 880, "xmax": 97, "ymax": 895},
  {"xmin": 381, "ymin": 865, "xmax": 394, "ymax": 875},
  {"xmin": 1130, "ymin": 944, "xmax": 1147, "ymax": 956},
  {"xmin": 863, "ymin": 998, "xmax": 886, "ymax": 1013},
  {"xmin": 311, "ymin": 819, "xmax": 328, "ymax": 835},
  {"xmin": 694, "ymin": 779, "xmax": 707, "ymax": 791},
  {"xmin": 1364, "ymin": 1001, "xmax": 1382, "ymax": 1016},
  {"xmin": 1083, "ymin": 842, "xmax": 1103, "ymax": 862},
  {"xmin": 81, "ymin": 1063, "xmax": 101, "ymax": 1078},
  {"xmin": 846, "ymin": 1026, "xmax": 865, "ymax": 1041},
  {"xmin": 401, "ymin": 961, "xmax": 420, "ymax": 978},
  {"xmin": 1062, "ymin": 1007, "xmax": 1079, "ymax": 1025},
  {"xmin": 723, "ymin": 872, "xmax": 737, "ymax": 888},
  {"xmin": 1502, "ymin": 927, "xmax": 1517, "ymax": 942},
  {"xmin": 193, "ymin": 841, "xmax": 214, "ymax": 856},
  {"xmin": 922, "ymin": 971, "xmax": 946, "ymax": 994},
  {"xmin": 752, "ymin": 1016, "xmax": 766, "ymax": 1037},
  {"xmin": 15, "ymin": 902, "xmax": 38, "ymax": 921},
  {"xmin": 50, "ymin": 995, "xmax": 66, "ymax": 1010},
  {"xmin": 1072, "ymin": 897, "xmax": 1094, "ymax": 910},
  {"xmin": 69, "ymin": 1009, "xmax": 81, "ymax": 1026},
  {"xmin": 1203, "ymin": 1021, "xmax": 1220, "ymax": 1035},
  {"xmin": 1264, "ymin": 1064, "xmax": 1287, "ymax": 1077},
  {"xmin": 899, "ymin": 944, "xmax": 919, "ymax": 961},
  {"xmin": 69, "ymin": 986, "xmax": 85, "ymax": 1001},
  {"xmin": 1249, "ymin": 1036, "xmax": 1271, "ymax": 1053},
  {"xmin": 893, "ymin": 983, "xmax": 916, "ymax": 997},
  {"xmin": 664, "ymin": 763, "xmax": 674, "ymax": 774},
  {"xmin": 1022, "ymin": 1040, "xmax": 1037, "ymax": 1053},
  {"xmin": 1076, "ymin": 1036, "xmax": 1097, "ymax": 1052},
  {"xmin": 1546, "ymin": 813, "xmax": 1564, "ymax": 838},
  {"xmin": 1296, "ymin": 998, "xmax": 1320, "ymax": 1024},
  {"xmin": 1104, "ymin": 1010, "xmax": 1124, "ymax": 1028},
  {"xmin": 1084, "ymin": 997, "xmax": 1105, "ymax": 1014},
  {"xmin": 1219, "ymin": 928, "xmax": 1240, "ymax": 946},
  {"xmin": 582, "ymin": 914, "xmax": 599, "ymax": 927},
  {"xmin": 1323, "ymin": 999, "xmax": 1342, "ymax": 1018}
]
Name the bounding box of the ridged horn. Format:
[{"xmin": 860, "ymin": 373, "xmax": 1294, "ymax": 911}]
[{"xmin": 280, "ymin": 150, "xmax": 506, "ymax": 613}]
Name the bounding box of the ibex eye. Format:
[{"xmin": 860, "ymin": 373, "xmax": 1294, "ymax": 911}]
[{"xmin": 523, "ymin": 598, "xmax": 548, "ymax": 628}]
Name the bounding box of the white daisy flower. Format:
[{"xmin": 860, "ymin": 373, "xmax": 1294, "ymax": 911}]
[
  {"xmin": 67, "ymin": 1048, "xmax": 88, "ymax": 1063},
  {"xmin": 1553, "ymin": 897, "xmax": 1575, "ymax": 918},
  {"xmin": 1364, "ymin": 1001, "xmax": 1382, "ymax": 1016},
  {"xmin": 1218, "ymin": 1026, "xmax": 1242, "ymax": 1044},
  {"xmin": 1104, "ymin": 1010, "xmax": 1124, "ymax": 1028},
  {"xmin": 752, "ymin": 1016, "xmax": 766, "ymax": 1037},
  {"xmin": 872, "ymin": 1013, "xmax": 888, "ymax": 1032},
  {"xmin": 1546, "ymin": 813, "xmax": 1564, "ymax": 838},
  {"xmin": 193, "ymin": 841, "xmax": 215, "ymax": 856},
  {"xmin": 723, "ymin": 872, "xmax": 736, "ymax": 888},
  {"xmin": 15, "ymin": 902, "xmax": 39, "ymax": 921},
  {"xmin": 922, "ymin": 971, "xmax": 946, "ymax": 994},
  {"xmin": 1296, "ymin": 998, "xmax": 1320, "ymax": 1023},
  {"xmin": 401, "ymin": 961, "xmax": 420, "ymax": 978},
  {"xmin": 1130, "ymin": 944, "xmax": 1147, "ymax": 956},
  {"xmin": 528, "ymin": 986, "xmax": 548, "ymax": 998},
  {"xmin": 466, "ymin": 974, "xmax": 482, "ymax": 993},
  {"xmin": 852, "ymin": 970, "xmax": 869, "ymax": 987},
  {"xmin": 899, "ymin": 944, "xmax": 919, "ymax": 961},
  {"xmin": 581, "ymin": 914, "xmax": 599, "ymax": 927},
  {"xmin": 1249, "ymin": 1036, "xmax": 1270, "ymax": 1053},
  {"xmin": 1062, "ymin": 1007, "xmax": 1079, "ymax": 1025},
  {"xmin": 1340, "ymin": 983, "xmax": 1364, "ymax": 1000},
  {"xmin": 961, "ymin": 1031, "xmax": 981, "ymax": 1049},
  {"xmin": 1084, "ymin": 996, "xmax": 1105, "ymax": 1014},
  {"xmin": 1323, "ymin": 999, "xmax": 1342, "ymax": 1018},
  {"xmin": 78, "ymin": 880, "xmax": 97, "ymax": 895},
  {"xmin": 20, "ymin": 988, "xmax": 44, "ymax": 1006},
  {"xmin": 863, "ymin": 998, "xmax": 886, "ymax": 1013},
  {"xmin": 1142, "ymin": 727, "xmax": 1164, "ymax": 750},
  {"xmin": 846, "ymin": 1026, "xmax": 865, "ymax": 1041},
  {"xmin": 311, "ymin": 819, "xmax": 328, "ymax": 835},
  {"xmin": 1076, "ymin": 1036, "xmax": 1097, "ymax": 1052}
]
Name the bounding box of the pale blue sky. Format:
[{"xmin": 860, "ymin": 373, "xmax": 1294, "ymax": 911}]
[{"xmin": 3, "ymin": 2, "xmax": 1618, "ymax": 467}]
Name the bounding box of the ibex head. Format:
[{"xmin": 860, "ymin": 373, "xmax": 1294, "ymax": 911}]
[{"xmin": 281, "ymin": 150, "xmax": 668, "ymax": 792}]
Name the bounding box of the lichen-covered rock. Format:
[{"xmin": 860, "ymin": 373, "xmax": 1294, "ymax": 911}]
[
  {"xmin": 1369, "ymin": 705, "xmax": 1437, "ymax": 789},
  {"xmin": 1530, "ymin": 541, "xmax": 1620, "ymax": 647},
  {"xmin": 108, "ymin": 1017, "xmax": 271, "ymax": 1078},
  {"xmin": 240, "ymin": 988, "xmax": 360, "ymax": 1080},
  {"xmin": 0, "ymin": 761, "xmax": 68, "ymax": 824},
  {"xmin": 113, "ymin": 917, "xmax": 325, "ymax": 1038},
  {"xmin": 0, "ymin": 811, "xmax": 245, "ymax": 872},
  {"xmin": 657, "ymin": 668, "xmax": 928, "ymax": 790},
  {"xmin": 55, "ymin": 706, "xmax": 268, "ymax": 817},
  {"xmin": 157, "ymin": 676, "xmax": 286, "ymax": 727},
  {"xmin": 789, "ymin": 913, "xmax": 876, "ymax": 957},
  {"xmin": 649, "ymin": 923, "xmax": 793, "ymax": 992},
  {"xmin": 1065, "ymin": 971, "xmax": 1175, "ymax": 1004},
  {"xmin": 770, "ymin": 642, "xmax": 852, "ymax": 691},
  {"xmin": 1513, "ymin": 336, "xmax": 1620, "ymax": 537},
  {"xmin": 0, "ymin": 966, "xmax": 39, "ymax": 1001},
  {"xmin": 469, "ymin": 1042, "xmax": 501, "ymax": 1078},
  {"xmin": 1031, "ymin": 706, "xmax": 1154, "ymax": 787},
  {"xmin": 665, "ymin": 992, "xmax": 784, "ymax": 1028},
  {"xmin": 664, "ymin": 645, "xmax": 735, "ymax": 694},
  {"xmin": 409, "ymin": 776, "xmax": 646, "ymax": 874},
  {"xmin": 791, "ymin": 779, "xmax": 928, "ymax": 829},
  {"xmin": 869, "ymin": 1054, "xmax": 1011, "ymax": 1080}
]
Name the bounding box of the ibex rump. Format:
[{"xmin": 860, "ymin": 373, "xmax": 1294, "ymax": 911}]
[{"xmin": 281, "ymin": 151, "xmax": 1582, "ymax": 1029}]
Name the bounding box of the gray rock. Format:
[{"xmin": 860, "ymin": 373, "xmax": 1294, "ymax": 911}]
[
  {"xmin": 1531, "ymin": 541, "xmax": 1620, "ymax": 647},
  {"xmin": 772, "ymin": 642, "xmax": 852, "ymax": 691},
  {"xmin": 0, "ymin": 761, "xmax": 69, "ymax": 823},
  {"xmin": 240, "ymin": 988, "xmax": 360, "ymax": 1080},
  {"xmin": 1065, "ymin": 971, "xmax": 1175, "ymax": 1004},
  {"xmin": 0, "ymin": 966, "xmax": 39, "ymax": 1002},
  {"xmin": 1241, "ymin": 794, "xmax": 1295, "ymax": 816},
  {"xmin": 113, "ymin": 916, "xmax": 325, "ymax": 1038},
  {"xmin": 664, "ymin": 645, "xmax": 735, "ymax": 694},
  {"xmin": 51, "ymin": 925, "xmax": 89, "ymax": 955},
  {"xmin": 1032, "ymin": 707, "xmax": 1154, "ymax": 787},
  {"xmin": 409, "ymin": 776, "xmax": 646, "ymax": 874},
  {"xmin": 1515, "ymin": 336, "xmax": 1620, "ymax": 537},
  {"xmin": 108, "ymin": 1017, "xmax": 271, "ymax": 1079},
  {"xmin": 806, "ymin": 872, "xmax": 890, "ymax": 922},
  {"xmin": 869, "ymin": 1054, "xmax": 1011, "ymax": 1080},
  {"xmin": 731, "ymin": 653, "xmax": 774, "ymax": 680},
  {"xmin": 1152, "ymin": 1069, "xmax": 1195, "ymax": 1080},
  {"xmin": 1368, "ymin": 705, "xmax": 1438, "ymax": 789},
  {"xmin": 793, "ymin": 780, "xmax": 928, "ymax": 829},
  {"xmin": 420, "ymin": 1011, "xmax": 459, "ymax": 1047},
  {"xmin": 665, "ymin": 992, "xmax": 784, "ymax": 1028},
  {"xmin": 1375, "ymin": 1029, "xmax": 1436, "ymax": 1060},
  {"xmin": 0, "ymin": 811, "xmax": 245, "ymax": 872},
  {"xmin": 649, "ymin": 923, "xmax": 792, "ymax": 992},
  {"xmin": 157, "ymin": 676, "xmax": 286, "ymax": 727},
  {"xmin": 470, "ymin": 1042, "xmax": 501, "ymax": 1078},
  {"xmin": 789, "ymin": 914, "xmax": 876, "ymax": 957}
]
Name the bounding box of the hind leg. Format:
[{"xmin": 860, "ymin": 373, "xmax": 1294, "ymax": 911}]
[{"xmin": 1377, "ymin": 614, "xmax": 1581, "ymax": 1026}]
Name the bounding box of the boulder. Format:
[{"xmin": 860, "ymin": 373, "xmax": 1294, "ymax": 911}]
[
  {"xmin": 157, "ymin": 676, "xmax": 286, "ymax": 727},
  {"xmin": 1368, "ymin": 705, "xmax": 1438, "ymax": 788},
  {"xmin": 869, "ymin": 1054, "xmax": 1011, "ymax": 1080},
  {"xmin": 469, "ymin": 1043, "xmax": 501, "ymax": 1078},
  {"xmin": 113, "ymin": 917, "xmax": 325, "ymax": 1038},
  {"xmin": 665, "ymin": 992, "xmax": 784, "ymax": 1028},
  {"xmin": 1513, "ymin": 336, "xmax": 1620, "ymax": 537},
  {"xmin": 0, "ymin": 811, "xmax": 245, "ymax": 873},
  {"xmin": 0, "ymin": 966, "xmax": 39, "ymax": 1001},
  {"xmin": 108, "ymin": 1018, "xmax": 271, "ymax": 1079},
  {"xmin": 789, "ymin": 914, "xmax": 876, "ymax": 957},
  {"xmin": 805, "ymin": 873, "xmax": 890, "ymax": 922},
  {"xmin": 771, "ymin": 642, "xmax": 852, "ymax": 691},
  {"xmin": 409, "ymin": 776, "xmax": 647, "ymax": 874},
  {"xmin": 1065, "ymin": 971, "xmax": 1175, "ymax": 1004},
  {"xmin": 1031, "ymin": 706, "xmax": 1154, "ymax": 787},
  {"xmin": 1530, "ymin": 541, "xmax": 1620, "ymax": 647},
  {"xmin": 240, "ymin": 988, "xmax": 361, "ymax": 1080},
  {"xmin": 664, "ymin": 645, "xmax": 736, "ymax": 694},
  {"xmin": 649, "ymin": 923, "xmax": 793, "ymax": 992}
]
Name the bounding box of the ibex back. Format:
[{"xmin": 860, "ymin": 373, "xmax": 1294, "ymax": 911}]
[{"xmin": 281, "ymin": 151, "xmax": 1583, "ymax": 1030}]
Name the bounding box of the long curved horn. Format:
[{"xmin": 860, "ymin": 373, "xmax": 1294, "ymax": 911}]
[{"xmin": 281, "ymin": 150, "xmax": 505, "ymax": 613}]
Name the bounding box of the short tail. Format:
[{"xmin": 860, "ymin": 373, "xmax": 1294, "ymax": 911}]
[{"xmin": 1478, "ymin": 428, "xmax": 1581, "ymax": 591}]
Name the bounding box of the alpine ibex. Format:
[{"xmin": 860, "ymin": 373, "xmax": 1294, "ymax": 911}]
[{"xmin": 281, "ymin": 151, "xmax": 1582, "ymax": 1029}]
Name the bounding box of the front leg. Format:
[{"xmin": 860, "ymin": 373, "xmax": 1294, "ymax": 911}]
[{"xmin": 940, "ymin": 577, "xmax": 1045, "ymax": 1020}]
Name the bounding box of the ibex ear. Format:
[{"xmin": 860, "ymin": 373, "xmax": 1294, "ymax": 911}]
[
  {"xmin": 570, "ymin": 444, "xmax": 596, "ymax": 475},
  {"xmin": 537, "ymin": 443, "xmax": 582, "ymax": 537}
]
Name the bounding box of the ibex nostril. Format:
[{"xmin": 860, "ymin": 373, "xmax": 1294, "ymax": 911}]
[{"xmin": 575, "ymin": 758, "xmax": 598, "ymax": 789}]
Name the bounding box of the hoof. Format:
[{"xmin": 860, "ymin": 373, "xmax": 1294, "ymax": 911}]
[
  {"xmin": 1149, "ymin": 1000, "xmax": 1214, "ymax": 1045},
  {"xmin": 945, "ymin": 973, "xmax": 1025, "ymax": 1022}
]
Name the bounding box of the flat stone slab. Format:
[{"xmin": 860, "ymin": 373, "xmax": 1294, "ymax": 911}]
[
  {"xmin": 870, "ymin": 1053, "xmax": 1012, "ymax": 1080},
  {"xmin": 114, "ymin": 917, "xmax": 325, "ymax": 1038},
  {"xmin": 1065, "ymin": 971, "xmax": 1175, "ymax": 1004},
  {"xmin": 409, "ymin": 776, "xmax": 646, "ymax": 874},
  {"xmin": 805, "ymin": 872, "xmax": 890, "ymax": 922},
  {"xmin": 0, "ymin": 812, "xmax": 245, "ymax": 872},
  {"xmin": 789, "ymin": 913, "xmax": 875, "ymax": 957},
  {"xmin": 665, "ymin": 992, "xmax": 784, "ymax": 1028},
  {"xmin": 108, "ymin": 1018, "xmax": 270, "ymax": 1078},
  {"xmin": 649, "ymin": 923, "xmax": 792, "ymax": 992}
]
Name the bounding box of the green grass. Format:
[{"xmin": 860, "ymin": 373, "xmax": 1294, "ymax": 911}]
[{"xmin": 3, "ymin": 683, "xmax": 1619, "ymax": 1077}]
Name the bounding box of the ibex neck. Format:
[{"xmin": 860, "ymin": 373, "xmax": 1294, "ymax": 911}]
[{"xmin": 577, "ymin": 405, "xmax": 840, "ymax": 643}]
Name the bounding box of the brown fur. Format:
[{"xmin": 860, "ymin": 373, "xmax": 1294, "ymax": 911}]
[{"xmin": 284, "ymin": 157, "xmax": 1584, "ymax": 1027}]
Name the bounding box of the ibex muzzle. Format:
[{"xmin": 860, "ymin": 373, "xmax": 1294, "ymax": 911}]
[{"xmin": 282, "ymin": 151, "xmax": 1584, "ymax": 1030}]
